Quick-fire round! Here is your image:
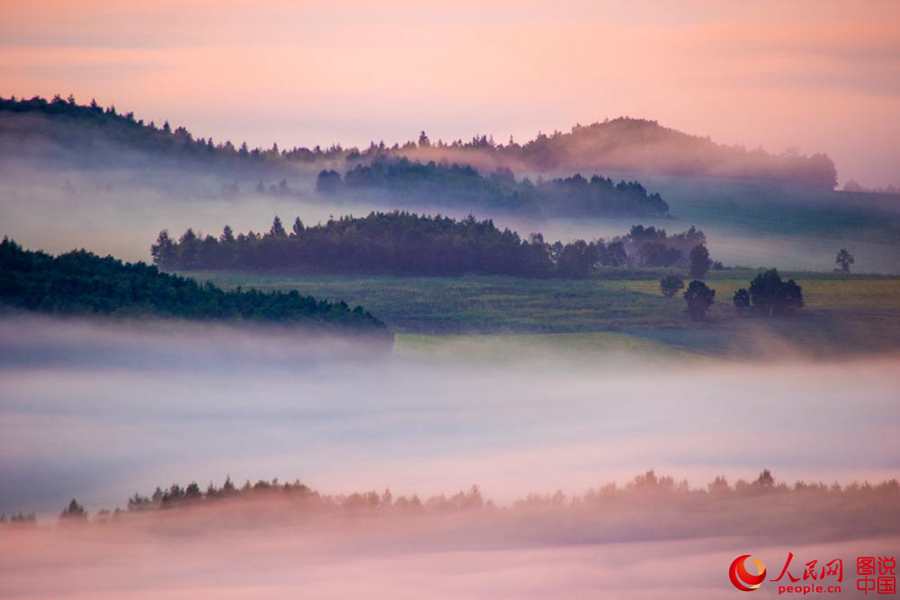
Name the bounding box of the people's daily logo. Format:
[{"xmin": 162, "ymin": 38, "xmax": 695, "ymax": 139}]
[{"xmin": 729, "ymin": 554, "xmax": 767, "ymax": 592}]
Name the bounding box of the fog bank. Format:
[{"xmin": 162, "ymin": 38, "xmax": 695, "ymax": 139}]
[
  {"xmin": 1, "ymin": 316, "xmax": 898, "ymax": 516},
  {"xmin": 1, "ymin": 501, "xmax": 898, "ymax": 599}
]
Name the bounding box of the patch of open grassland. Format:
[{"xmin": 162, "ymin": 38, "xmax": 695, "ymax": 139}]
[{"xmin": 185, "ymin": 270, "xmax": 900, "ymax": 357}]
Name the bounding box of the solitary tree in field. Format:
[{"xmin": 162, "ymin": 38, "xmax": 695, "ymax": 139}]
[
  {"xmin": 748, "ymin": 269, "xmax": 804, "ymax": 316},
  {"xmin": 835, "ymin": 248, "xmax": 854, "ymax": 273},
  {"xmin": 733, "ymin": 288, "xmax": 751, "ymax": 312},
  {"xmin": 660, "ymin": 274, "xmax": 684, "ymax": 297},
  {"xmin": 684, "ymin": 280, "xmax": 715, "ymax": 320},
  {"xmin": 689, "ymin": 244, "xmax": 712, "ymax": 279}
]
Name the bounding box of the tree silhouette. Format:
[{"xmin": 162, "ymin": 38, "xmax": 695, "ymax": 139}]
[
  {"xmin": 684, "ymin": 280, "xmax": 715, "ymax": 320},
  {"xmin": 754, "ymin": 469, "xmax": 776, "ymax": 488},
  {"xmin": 151, "ymin": 230, "xmax": 176, "ymax": 267},
  {"xmin": 60, "ymin": 498, "xmax": 87, "ymax": 521},
  {"xmin": 660, "ymin": 274, "xmax": 684, "ymax": 297},
  {"xmin": 689, "ymin": 244, "xmax": 712, "ymax": 279},
  {"xmin": 733, "ymin": 288, "xmax": 751, "ymax": 311},
  {"xmin": 748, "ymin": 269, "xmax": 804, "ymax": 316},
  {"xmin": 315, "ymin": 170, "xmax": 342, "ymax": 194},
  {"xmin": 835, "ymin": 248, "xmax": 854, "ymax": 273},
  {"xmin": 269, "ymin": 216, "xmax": 287, "ymax": 238},
  {"xmin": 220, "ymin": 225, "xmax": 235, "ymax": 243}
]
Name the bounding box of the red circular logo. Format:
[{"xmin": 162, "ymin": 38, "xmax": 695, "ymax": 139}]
[{"xmin": 729, "ymin": 554, "xmax": 767, "ymax": 592}]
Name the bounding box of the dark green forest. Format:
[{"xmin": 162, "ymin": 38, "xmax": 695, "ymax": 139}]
[
  {"xmin": 320, "ymin": 157, "xmax": 670, "ymax": 217},
  {"xmin": 0, "ymin": 239, "xmax": 386, "ymax": 332},
  {"xmin": 153, "ymin": 212, "xmax": 712, "ymax": 278}
]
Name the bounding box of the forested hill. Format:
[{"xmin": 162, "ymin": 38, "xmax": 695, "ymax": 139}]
[
  {"xmin": 153, "ymin": 212, "xmax": 711, "ymax": 278},
  {"xmin": 0, "ymin": 239, "xmax": 387, "ymax": 334},
  {"xmin": 1, "ymin": 96, "xmax": 835, "ymax": 190},
  {"xmin": 0, "ymin": 95, "xmax": 344, "ymax": 171},
  {"xmin": 396, "ymin": 118, "xmax": 838, "ymax": 190},
  {"xmin": 318, "ymin": 158, "xmax": 669, "ymax": 217}
]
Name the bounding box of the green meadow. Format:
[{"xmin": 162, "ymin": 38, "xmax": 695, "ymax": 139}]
[{"xmin": 185, "ymin": 270, "xmax": 900, "ymax": 358}]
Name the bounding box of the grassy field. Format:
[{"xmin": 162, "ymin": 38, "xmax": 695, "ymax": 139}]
[{"xmin": 184, "ymin": 270, "xmax": 900, "ymax": 357}]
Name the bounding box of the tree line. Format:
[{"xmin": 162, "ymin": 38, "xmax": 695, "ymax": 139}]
[
  {"xmin": 317, "ymin": 157, "xmax": 670, "ymax": 217},
  {"xmin": 0, "ymin": 95, "xmax": 345, "ymax": 170},
  {"xmin": 152, "ymin": 212, "xmax": 713, "ymax": 279},
  {"xmin": 0, "ymin": 238, "xmax": 387, "ymax": 333},
  {"xmin": 6, "ymin": 468, "xmax": 893, "ymax": 527},
  {"xmin": 1, "ymin": 97, "xmax": 836, "ymax": 190},
  {"xmin": 56, "ymin": 476, "xmax": 485, "ymax": 524}
]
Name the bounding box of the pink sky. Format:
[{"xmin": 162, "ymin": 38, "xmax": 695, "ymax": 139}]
[{"xmin": 2, "ymin": 0, "xmax": 899, "ymax": 186}]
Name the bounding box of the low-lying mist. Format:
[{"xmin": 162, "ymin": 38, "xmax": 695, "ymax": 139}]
[
  {"xmin": 4, "ymin": 159, "xmax": 900, "ymax": 273},
  {"xmin": 1, "ymin": 315, "xmax": 898, "ymax": 517},
  {"xmin": 2, "ymin": 315, "xmax": 899, "ymax": 598},
  {"xmin": 2, "ymin": 472, "xmax": 899, "ymax": 599},
  {"xmin": 0, "ymin": 160, "xmax": 344, "ymax": 263}
]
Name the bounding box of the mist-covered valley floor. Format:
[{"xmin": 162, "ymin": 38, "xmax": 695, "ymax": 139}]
[
  {"xmin": 2, "ymin": 315, "xmax": 898, "ymax": 515},
  {"xmin": 2, "ymin": 315, "xmax": 899, "ymax": 598},
  {"xmin": 2, "ymin": 512, "xmax": 898, "ymax": 599}
]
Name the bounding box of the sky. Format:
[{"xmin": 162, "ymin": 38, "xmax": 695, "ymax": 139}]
[{"xmin": 2, "ymin": 0, "xmax": 899, "ymax": 187}]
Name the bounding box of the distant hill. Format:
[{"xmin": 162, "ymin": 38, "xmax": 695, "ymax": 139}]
[
  {"xmin": 0, "ymin": 238, "xmax": 388, "ymax": 335},
  {"xmin": 0, "ymin": 95, "xmax": 342, "ymax": 172},
  {"xmin": 1, "ymin": 96, "xmax": 836, "ymax": 189},
  {"xmin": 396, "ymin": 118, "xmax": 838, "ymax": 190}
]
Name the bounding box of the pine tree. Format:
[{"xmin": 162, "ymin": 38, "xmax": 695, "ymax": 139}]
[{"xmin": 269, "ymin": 216, "xmax": 287, "ymax": 238}]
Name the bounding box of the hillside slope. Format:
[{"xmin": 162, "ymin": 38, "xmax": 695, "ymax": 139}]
[
  {"xmin": 398, "ymin": 118, "xmax": 837, "ymax": 189},
  {"xmin": 0, "ymin": 238, "xmax": 388, "ymax": 335},
  {"xmin": 1, "ymin": 96, "xmax": 836, "ymax": 189}
]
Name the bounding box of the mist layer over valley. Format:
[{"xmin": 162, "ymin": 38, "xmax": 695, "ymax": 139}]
[
  {"xmin": 3, "ymin": 97, "xmax": 900, "ymax": 274},
  {"xmin": 2, "ymin": 316, "xmax": 898, "ymax": 516},
  {"xmin": 4, "ymin": 160, "xmax": 900, "ymax": 275},
  {"xmin": 2, "ymin": 316, "xmax": 899, "ymax": 598}
]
